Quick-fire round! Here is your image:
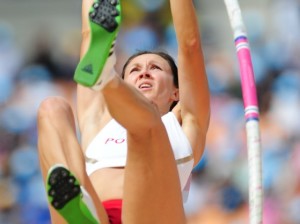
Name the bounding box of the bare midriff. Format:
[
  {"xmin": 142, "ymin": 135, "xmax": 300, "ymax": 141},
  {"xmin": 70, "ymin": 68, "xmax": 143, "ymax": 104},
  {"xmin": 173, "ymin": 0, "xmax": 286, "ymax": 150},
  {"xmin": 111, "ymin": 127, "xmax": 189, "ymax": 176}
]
[{"xmin": 89, "ymin": 167, "xmax": 124, "ymax": 202}]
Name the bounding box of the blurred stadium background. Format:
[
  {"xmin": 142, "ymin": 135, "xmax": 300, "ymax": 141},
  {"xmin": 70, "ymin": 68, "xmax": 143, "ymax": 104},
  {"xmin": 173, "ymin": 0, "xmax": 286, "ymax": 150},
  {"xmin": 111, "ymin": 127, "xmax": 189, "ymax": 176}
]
[{"xmin": 1, "ymin": 0, "xmax": 300, "ymax": 223}]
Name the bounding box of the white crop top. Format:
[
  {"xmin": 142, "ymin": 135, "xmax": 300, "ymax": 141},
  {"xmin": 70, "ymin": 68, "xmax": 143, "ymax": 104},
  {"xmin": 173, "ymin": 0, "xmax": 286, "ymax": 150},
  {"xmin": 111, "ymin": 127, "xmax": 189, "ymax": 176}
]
[{"xmin": 85, "ymin": 112, "xmax": 194, "ymax": 193}]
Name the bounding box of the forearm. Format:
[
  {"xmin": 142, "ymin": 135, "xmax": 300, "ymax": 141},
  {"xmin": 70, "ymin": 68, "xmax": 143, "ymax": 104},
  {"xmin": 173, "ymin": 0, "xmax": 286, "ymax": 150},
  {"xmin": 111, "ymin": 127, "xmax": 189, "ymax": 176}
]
[
  {"xmin": 169, "ymin": 0, "xmax": 208, "ymax": 116},
  {"xmin": 169, "ymin": 0, "xmax": 201, "ymax": 52}
]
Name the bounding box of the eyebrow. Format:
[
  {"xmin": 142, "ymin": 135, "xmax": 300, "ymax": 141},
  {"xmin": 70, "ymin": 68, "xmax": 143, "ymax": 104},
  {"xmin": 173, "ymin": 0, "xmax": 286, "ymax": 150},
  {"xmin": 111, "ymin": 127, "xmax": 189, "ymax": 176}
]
[
  {"xmin": 128, "ymin": 63, "xmax": 141, "ymax": 68},
  {"xmin": 128, "ymin": 60, "xmax": 165, "ymax": 69}
]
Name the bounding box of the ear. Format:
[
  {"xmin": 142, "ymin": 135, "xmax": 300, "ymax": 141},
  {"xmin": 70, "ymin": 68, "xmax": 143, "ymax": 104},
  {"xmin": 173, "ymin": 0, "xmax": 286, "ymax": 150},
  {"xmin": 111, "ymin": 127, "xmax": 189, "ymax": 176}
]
[{"xmin": 171, "ymin": 88, "xmax": 179, "ymax": 102}]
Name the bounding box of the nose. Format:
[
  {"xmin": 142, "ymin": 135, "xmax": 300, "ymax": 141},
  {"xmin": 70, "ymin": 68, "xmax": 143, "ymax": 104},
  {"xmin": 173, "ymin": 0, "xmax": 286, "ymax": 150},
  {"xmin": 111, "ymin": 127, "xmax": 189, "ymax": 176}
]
[{"xmin": 138, "ymin": 72, "xmax": 151, "ymax": 79}]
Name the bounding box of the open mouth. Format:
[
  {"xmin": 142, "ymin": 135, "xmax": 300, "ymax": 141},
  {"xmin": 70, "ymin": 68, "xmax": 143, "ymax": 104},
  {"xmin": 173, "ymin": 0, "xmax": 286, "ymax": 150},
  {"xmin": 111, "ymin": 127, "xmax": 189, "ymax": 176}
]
[{"xmin": 138, "ymin": 83, "xmax": 153, "ymax": 90}]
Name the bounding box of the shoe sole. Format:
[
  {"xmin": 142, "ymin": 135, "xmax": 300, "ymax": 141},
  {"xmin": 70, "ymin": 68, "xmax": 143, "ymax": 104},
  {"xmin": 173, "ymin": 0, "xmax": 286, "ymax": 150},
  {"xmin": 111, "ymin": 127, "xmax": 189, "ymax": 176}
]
[
  {"xmin": 74, "ymin": 0, "xmax": 121, "ymax": 88},
  {"xmin": 47, "ymin": 166, "xmax": 99, "ymax": 223}
]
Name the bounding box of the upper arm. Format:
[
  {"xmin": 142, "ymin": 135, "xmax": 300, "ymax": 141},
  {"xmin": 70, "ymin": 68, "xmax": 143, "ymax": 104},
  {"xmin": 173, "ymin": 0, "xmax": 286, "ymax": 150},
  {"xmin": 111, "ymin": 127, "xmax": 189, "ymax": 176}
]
[{"xmin": 177, "ymin": 46, "xmax": 210, "ymax": 123}]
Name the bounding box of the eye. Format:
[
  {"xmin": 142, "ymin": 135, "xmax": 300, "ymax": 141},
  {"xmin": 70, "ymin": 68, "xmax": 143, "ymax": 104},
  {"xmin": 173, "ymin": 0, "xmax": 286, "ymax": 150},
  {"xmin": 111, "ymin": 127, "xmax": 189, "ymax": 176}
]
[
  {"xmin": 150, "ymin": 64, "xmax": 161, "ymax": 70},
  {"xmin": 130, "ymin": 67, "xmax": 140, "ymax": 73}
]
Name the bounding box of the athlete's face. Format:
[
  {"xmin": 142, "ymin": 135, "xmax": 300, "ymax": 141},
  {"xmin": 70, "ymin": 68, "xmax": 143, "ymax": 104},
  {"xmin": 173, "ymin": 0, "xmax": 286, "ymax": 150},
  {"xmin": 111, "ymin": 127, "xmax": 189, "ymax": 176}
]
[{"xmin": 123, "ymin": 53, "xmax": 179, "ymax": 113}]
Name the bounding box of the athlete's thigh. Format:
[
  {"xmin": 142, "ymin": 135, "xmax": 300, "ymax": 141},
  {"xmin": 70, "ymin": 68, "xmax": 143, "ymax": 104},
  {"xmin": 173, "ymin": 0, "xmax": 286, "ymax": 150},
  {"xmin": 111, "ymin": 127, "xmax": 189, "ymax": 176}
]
[{"xmin": 122, "ymin": 124, "xmax": 186, "ymax": 224}]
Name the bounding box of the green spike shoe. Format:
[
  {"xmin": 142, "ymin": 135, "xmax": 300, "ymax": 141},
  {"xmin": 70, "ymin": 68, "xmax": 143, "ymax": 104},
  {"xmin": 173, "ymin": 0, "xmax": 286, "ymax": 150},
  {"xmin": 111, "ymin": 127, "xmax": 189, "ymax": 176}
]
[
  {"xmin": 47, "ymin": 165, "xmax": 99, "ymax": 223},
  {"xmin": 74, "ymin": 0, "xmax": 122, "ymax": 89}
]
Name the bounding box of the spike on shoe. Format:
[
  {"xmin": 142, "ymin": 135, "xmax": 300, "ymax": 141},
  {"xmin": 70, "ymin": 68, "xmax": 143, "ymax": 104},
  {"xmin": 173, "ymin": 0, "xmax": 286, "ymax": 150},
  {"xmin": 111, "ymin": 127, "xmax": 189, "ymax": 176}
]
[{"xmin": 47, "ymin": 165, "xmax": 99, "ymax": 224}]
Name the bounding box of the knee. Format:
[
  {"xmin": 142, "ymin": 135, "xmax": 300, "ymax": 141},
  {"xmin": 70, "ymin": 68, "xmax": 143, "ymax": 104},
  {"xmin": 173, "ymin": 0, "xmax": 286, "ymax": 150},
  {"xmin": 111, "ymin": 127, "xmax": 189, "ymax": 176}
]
[{"xmin": 38, "ymin": 96, "xmax": 72, "ymax": 122}]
